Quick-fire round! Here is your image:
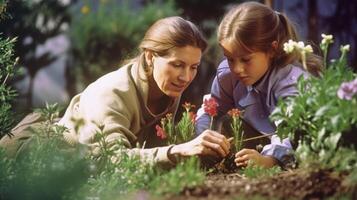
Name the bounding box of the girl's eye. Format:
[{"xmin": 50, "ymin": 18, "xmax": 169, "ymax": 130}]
[
  {"xmin": 227, "ymin": 57, "xmax": 234, "ymax": 63},
  {"xmin": 241, "ymin": 58, "xmax": 251, "ymax": 63}
]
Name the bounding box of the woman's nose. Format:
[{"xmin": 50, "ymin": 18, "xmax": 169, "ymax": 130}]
[{"xmin": 178, "ymin": 68, "xmax": 191, "ymax": 82}]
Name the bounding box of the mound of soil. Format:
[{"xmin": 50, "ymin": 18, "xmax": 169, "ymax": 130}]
[{"xmin": 173, "ymin": 169, "xmax": 352, "ymax": 200}]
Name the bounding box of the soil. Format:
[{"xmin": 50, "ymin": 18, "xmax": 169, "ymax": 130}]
[{"xmin": 170, "ymin": 168, "xmax": 355, "ymax": 200}]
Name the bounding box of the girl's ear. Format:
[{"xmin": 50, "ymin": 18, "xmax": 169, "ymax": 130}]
[
  {"xmin": 144, "ymin": 50, "xmax": 154, "ymax": 67},
  {"xmin": 269, "ymin": 41, "xmax": 279, "ymax": 58},
  {"xmin": 271, "ymin": 41, "xmax": 278, "ymax": 50}
]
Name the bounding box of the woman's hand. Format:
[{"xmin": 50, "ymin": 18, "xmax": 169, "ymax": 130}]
[
  {"xmin": 235, "ymin": 148, "xmax": 278, "ymax": 168},
  {"xmin": 170, "ymin": 129, "xmax": 230, "ymax": 158}
]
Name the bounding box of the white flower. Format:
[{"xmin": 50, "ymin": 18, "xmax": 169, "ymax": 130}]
[
  {"xmin": 283, "ymin": 40, "xmax": 313, "ymax": 54},
  {"xmin": 296, "ymin": 41, "xmax": 305, "ymax": 49},
  {"xmin": 303, "ymin": 45, "xmax": 313, "ymax": 54},
  {"xmin": 340, "ymin": 44, "xmax": 350, "ymax": 52},
  {"xmin": 283, "ymin": 39, "xmax": 295, "ymax": 53},
  {"xmin": 321, "ymin": 34, "xmax": 334, "ymax": 45}
]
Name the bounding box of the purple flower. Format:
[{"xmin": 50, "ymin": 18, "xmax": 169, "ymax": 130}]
[{"xmin": 337, "ymin": 78, "xmax": 357, "ymax": 100}]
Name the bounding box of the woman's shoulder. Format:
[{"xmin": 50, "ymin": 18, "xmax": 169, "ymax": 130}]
[
  {"xmin": 81, "ymin": 64, "xmax": 137, "ymax": 101},
  {"xmin": 89, "ymin": 64, "xmax": 133, "ymax": 91}
]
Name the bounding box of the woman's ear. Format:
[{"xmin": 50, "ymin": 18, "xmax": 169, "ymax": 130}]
[{"xmin": 144, "ymin": 50, "xmax": 154, "ymax": 67}]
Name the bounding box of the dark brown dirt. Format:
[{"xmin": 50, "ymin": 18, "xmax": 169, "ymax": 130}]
[{"xmin": 171, "ymin": 169, "xmax": 352, "ymax": 200}]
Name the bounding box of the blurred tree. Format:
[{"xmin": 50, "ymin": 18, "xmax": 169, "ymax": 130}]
[
  {"xmin": 0, "ymin": 1, "xmax": 18, "ymax": 138},
  {"xmin": 66, "ymin": 0, "xmax": 179, "ymax": 96},
  {"xmin": 0, "ymin": 0, "xmax": 75, "ymax": 110}
]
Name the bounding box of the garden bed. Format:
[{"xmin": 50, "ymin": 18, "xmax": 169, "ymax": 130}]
[{"xmin": 171, "ymin": 169, "xmax": 350, "ymax": 200}]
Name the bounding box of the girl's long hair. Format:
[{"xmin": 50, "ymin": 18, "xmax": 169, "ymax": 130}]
[{"xmin": 218, "ymin": 2, "xmax": 322, "ymax": 76}]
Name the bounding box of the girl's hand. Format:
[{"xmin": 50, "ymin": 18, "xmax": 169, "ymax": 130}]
[
  {"xmin": 234, "ymin": 148, "xmax": 278, "ymax": 168},
  {"xmin": 170, "ymin": 129, "xmax": 230, "ymax": 158}
]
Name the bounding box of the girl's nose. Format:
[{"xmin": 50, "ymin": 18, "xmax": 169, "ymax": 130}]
[{"xmin": 233, "ymin": 63, "xmax": 244, "ymax": 74}]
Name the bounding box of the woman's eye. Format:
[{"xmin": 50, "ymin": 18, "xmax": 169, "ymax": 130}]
[
  {"xmin": 172, "ymin": 63, "xmax": 183, "ymax": 68},
  {"xmin": 191, "ymin": 65, "xmax": 198, "ymax": 70}
]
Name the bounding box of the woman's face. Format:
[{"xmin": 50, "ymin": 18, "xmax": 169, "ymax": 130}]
[
  {"xmin": 220, "ymin": 40, "xmax": 272, "ymax": 86},
  {"xmin": 149, "ymin": 45, "xmax": 202, "ymax": 98}
]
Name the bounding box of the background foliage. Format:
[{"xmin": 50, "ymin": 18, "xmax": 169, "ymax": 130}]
[
  {"xmin": 0, "ymin": 0, "xmax": 73, "ymax": 109},
  {"xmin": 0, "ymin": 35, "xmax": 17, "ymax": 138},
  {"xmin": 66, "ymin": 0, "xmax": 180, "ymax": 96}
]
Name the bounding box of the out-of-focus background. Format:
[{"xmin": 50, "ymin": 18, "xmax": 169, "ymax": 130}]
[{"xmin": 1, "ymin": 0, "xmax": 356, "ymax": 116}]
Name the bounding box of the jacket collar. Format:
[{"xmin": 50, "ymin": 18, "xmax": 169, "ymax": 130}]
[{"xmin": 129, "ymin": 62, "xmax": 180, "ymax": 118}]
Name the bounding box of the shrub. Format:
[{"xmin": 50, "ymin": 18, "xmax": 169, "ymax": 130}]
[
  {"xmin": 0, "ymin": 35, "xmax": 18, "ymax": 138},
  {"xmin": 271, "ymin": 36, "xmax": 357, "ymax": 170}
]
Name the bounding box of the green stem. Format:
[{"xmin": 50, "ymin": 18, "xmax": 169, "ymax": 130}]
[
  {"xmin": 2, "ymin": 73, "xmax": 9, "ymax": 86},
  {"xmin": 323, "ymin": 49, "xmax": 327, "ymax": 68},
  {"xmin": 209, "ymin": 116, "xmax": 213, "ymax": 130},
  {"xmin": 239, "ymin": 120, "xmax": 244, "ymax": 151},
  {"xmin": 301, "ymin": 52, "xmax": 307, "ymax": 71},
  {"xmin": 339, "ymin": 51, "xmax": 346, "ymax": 64}
]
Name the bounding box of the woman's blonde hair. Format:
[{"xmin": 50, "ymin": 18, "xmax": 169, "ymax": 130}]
[
  {"xmin": 218, "ymin": 2, "xmax": 322, "ymax": 76},
  {"xmin": 128, "ymin": 16, "xmax": 207, "ymax": 76}
]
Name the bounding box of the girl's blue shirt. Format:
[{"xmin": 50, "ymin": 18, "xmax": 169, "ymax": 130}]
[{"xmin": 196, "ymin": 59, "xmax": 309, "ymax": 163}]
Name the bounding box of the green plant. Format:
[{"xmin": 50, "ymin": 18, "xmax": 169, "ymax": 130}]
[
  {"xmin": 149, "ymin": 157, "xmax": 204, "ymax": 195},
  {"xmin": 241, "ymin": 164, "xmax": 281, "ymax": 179},
  {"xmin": 0, "ymin": 35, "xmax": 18, "ymax": 138},
  {"xmin": 0, "ymin": 0, "xmax": 73, "ymax": 108},
  {"xmin": 156, "ymin": 102, "xmax": 197, "ymax": 144},
  {"xmin": 74, "ymin": 145, "xmax": 156, "ymax": 200},
  {"xmin": 0, "ymin": 105, "xmax": 90, "ymax": 200},
  {"xmin": 227, "ymin": 108, "xmax": 244, "ymax": 151},
  {"xmin": 271, "ymin": 35, "xmax": 357, "ymax": 170}
]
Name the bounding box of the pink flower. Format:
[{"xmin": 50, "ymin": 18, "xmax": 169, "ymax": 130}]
[
  {"xmin": 189, "ymin": 111, "xmax": 197, "ymax": 124},
  {"xmin": 155, "ymin": 125, "xmax": 167, "ymax": 139},
  {"xmin": 203, "ymin": 97, "xmax": 218, "ymax": 117},
  {"xmin": 337, "ymin": 78, "xmax": 357, "ymax": 100},
  {"xmin": 183, "ymin": 102, "xmax": 196, "ymax": 112},
  {"xmin": 228, "ymin": 108, "xmax": 241, "ymax": 118}
]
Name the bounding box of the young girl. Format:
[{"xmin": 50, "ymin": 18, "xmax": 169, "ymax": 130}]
[{"xmin": 196, "ymin": 2, "xmax": 322, "ymax": 168}]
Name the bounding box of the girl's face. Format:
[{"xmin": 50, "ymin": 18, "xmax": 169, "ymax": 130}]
[
  {"xmin": 149, "ymin": 46, "xmax": 202, "ymax": 98},
  {"xmin": 220, "ymin": 40, "xmax": 272, "ymax": 86}
]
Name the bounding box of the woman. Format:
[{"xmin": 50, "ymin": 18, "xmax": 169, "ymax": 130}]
[{"xmin": 55, "ymin": 16, "xmax": 231, "ymax": 168}]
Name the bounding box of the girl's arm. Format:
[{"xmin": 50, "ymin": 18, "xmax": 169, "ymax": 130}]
[{"xmin": 260, "ymin": 65, "xmax": 309, "ymax": 166}]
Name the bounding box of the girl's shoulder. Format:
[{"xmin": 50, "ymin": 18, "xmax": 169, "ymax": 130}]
[
  {"xmin": 270, "ymin": 63, "xmax": 309, "ymax": 99},
  {"xmin": 216, "ymin": 59, "xmax": 240, "ymax": 80},
  {"xmin": 272, "ymin": 63, "xmax": 309, "ymax": 84}
]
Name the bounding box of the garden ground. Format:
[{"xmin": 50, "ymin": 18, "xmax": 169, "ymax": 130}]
[{"xmin": 133, "ymin": 168, "xmax": 355, "ymax": 200}]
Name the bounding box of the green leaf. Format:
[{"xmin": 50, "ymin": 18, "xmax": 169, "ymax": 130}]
[
  {"xmin": 314, "ymin": 105, "xmax": 330, "ymax": 121},
  {"xmin": 326, "ymin": 132, "xmax": 342, "ymax": 150}
]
